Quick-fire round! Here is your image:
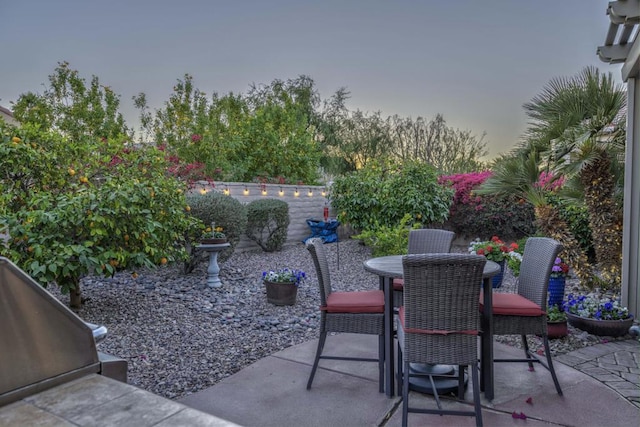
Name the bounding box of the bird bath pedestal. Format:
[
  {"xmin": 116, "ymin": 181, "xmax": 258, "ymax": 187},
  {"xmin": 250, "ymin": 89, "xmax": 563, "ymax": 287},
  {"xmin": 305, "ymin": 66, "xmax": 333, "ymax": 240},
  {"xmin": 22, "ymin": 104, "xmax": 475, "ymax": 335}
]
[{"xmin": 198, "ymin": 243, "xmax": 230, "ymax": 288}]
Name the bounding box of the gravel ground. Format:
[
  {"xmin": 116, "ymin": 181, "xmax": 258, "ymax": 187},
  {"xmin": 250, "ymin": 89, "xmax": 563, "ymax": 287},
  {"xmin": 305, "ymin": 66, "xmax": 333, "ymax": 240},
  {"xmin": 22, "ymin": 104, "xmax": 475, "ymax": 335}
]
[{"xmin": 53, "ymin": 239, "xmax": 629, "ymax": 400}]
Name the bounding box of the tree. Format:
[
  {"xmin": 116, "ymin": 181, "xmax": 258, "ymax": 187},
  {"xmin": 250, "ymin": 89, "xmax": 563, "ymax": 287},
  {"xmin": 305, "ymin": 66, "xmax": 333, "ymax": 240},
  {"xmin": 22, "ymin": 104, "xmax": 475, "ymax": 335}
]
[
  {"xmin": 12, "ymin": 61, "xmax": 131, "ymax": 141},
  {"xmin": 0, "ymin": 120, "xmax": 197, "ymax": 308},
  {"xmin": 390, "ymin": 114, "xmax": 488, "ymax": 174},
  {"xmin": 523, "ymin": 66, "xmax": 626, "ymax": 288},
  {"xmin": 135, "ymin": 74, "xmax": 321, "ymax": 184},
  {"xmin": 478, "ymin": 152, "xmax": 597, "ymax": 288}
]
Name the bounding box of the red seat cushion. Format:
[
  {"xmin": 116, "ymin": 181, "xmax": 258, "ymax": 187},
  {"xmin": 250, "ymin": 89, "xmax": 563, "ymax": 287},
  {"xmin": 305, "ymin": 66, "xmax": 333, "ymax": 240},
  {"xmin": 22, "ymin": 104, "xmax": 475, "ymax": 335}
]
[
  {"xmin": 480, "ymin": 293, "xmax": 545, "ymax": 316},
  {"xmin": 392, "ymin": 278, "xmax": 404, "ymax": 291},
  {"xmin": 322, "ymin": 290, "xmax": 384, "ymax": 313},
  {"xmin": 398, "ymin": 306, "xmax": 478, "ymax": 335}
]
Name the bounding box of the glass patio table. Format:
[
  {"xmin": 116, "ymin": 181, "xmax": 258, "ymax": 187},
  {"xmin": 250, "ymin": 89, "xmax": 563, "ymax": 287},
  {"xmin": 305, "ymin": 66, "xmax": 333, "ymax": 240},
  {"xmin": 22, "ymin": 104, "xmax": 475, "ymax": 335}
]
[{"xmin": 363, "ymin": 255, "xmax": 500, "ymax": 399}]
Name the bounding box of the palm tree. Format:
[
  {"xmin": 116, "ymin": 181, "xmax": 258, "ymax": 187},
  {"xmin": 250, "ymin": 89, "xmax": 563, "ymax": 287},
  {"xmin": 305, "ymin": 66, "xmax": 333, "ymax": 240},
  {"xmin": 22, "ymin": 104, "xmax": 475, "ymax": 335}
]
[
  {"xmin": 479, "ymin": 152, "xmax": 597, "ymax": 287},
  {"xmin": 522, "ymin": 66, "xmax": 626, "ymax": 289}
]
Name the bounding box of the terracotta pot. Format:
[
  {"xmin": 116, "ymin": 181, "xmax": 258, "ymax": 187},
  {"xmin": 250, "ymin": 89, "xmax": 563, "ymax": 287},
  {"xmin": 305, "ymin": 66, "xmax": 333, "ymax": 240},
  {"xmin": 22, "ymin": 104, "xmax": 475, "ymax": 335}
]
[
  {"xmin": 567, "ymin": 312, "xmax": 634, "ymax": 337},
  {"xmin": 264, "ymin": 280, "xmax": 298, "ymax": 306},
  {"xmin": 546, "ymin": 320, "xmax": 568, "ymax": 339}
]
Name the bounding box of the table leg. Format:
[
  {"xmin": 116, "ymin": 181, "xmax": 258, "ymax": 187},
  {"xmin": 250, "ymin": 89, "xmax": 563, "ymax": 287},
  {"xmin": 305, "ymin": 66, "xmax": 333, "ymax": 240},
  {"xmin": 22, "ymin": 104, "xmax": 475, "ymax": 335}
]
[
  {"xmin": 381, "ymin": 276, "xmax": 394, "ymax": 397},
  {"xmin": 481, "ymin": 276, "xmax": 494, "ymax": 400}
]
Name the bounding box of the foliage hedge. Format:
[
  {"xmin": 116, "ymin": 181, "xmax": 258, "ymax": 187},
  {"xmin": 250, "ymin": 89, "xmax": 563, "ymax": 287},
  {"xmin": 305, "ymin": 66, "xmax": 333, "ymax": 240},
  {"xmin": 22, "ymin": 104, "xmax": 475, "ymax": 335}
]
[
  {"xmin": 330, "ymin": 160, "xmax": 453, "ymax": 232},
  {"xmin": 245, "ymin": 199, "xmax": 290, "ymax": 252},
  {"xmin": 439, "ymin": 172, "xmax": 536, "ymax": 240},
  {"xmin": 185, "ymin": 191, "xmax": 248, "ymax": 271}
]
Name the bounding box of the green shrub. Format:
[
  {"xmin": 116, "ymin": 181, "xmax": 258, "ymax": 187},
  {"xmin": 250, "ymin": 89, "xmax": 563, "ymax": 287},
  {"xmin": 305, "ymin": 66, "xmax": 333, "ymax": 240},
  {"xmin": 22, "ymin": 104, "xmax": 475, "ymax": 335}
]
[
  {"xmin": 353, "ymin": 214, "xmax": 420, "ymax": 257},
  {"xmin": 331, "ymin": 159, "xmax": 453, "ymax": 232},
  {"xmin": 185, "ymin": 191, "xmax": 248, "ymax": 271},
  {"xmin": 246, "ymin": 198, "xmax": 290, "ymax": 252}
]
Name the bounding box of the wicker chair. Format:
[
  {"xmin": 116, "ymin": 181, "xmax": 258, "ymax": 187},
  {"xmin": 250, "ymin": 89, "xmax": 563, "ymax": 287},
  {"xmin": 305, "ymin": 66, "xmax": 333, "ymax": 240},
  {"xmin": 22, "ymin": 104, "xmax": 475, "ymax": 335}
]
[
  {"xmin": 397, "ymin": 253, "xmax": 486, "ymax": 427},
  {"xmin": 393, "ymin": 229, "xmax": 456, "ymax": 307},
  {"xmin": 481, "ymin": 237, "xmax": 563, "ymax": 395},
  {"xmin": 305, "ymin": 238, "xmax": 385, "ymax": 392}
]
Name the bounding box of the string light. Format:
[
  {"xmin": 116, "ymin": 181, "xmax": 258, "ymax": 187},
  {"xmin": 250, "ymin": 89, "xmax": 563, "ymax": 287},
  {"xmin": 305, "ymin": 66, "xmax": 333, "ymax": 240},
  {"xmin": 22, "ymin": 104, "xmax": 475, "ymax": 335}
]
[
  {"xmin": 294, "ymin": 188, "xmax": 299, "ymax": 197},
  {"xmin": 223, "ymin": 185, "xmax": 230, "ymax": 196},
  {"xmin": 321, "ymin": 188, "xmax": 326, "ymax": 197},
  {"xmin": 261, "ymin": 183, "xmax": 267, "ymax": 196},
  {"xmin": 199, "ymin": 188, "xmax": 207, "ymax": 195},
  {"xmin": 278, "ymin": 187, "xmax": 284, "ymax": 196},
  {"xmin": 307, "ymin": 188, "xmax": 313, "ymax": 197},
  {"xmin": 243, "ymin": 186, "xmax": 249, "ymax": 196}
]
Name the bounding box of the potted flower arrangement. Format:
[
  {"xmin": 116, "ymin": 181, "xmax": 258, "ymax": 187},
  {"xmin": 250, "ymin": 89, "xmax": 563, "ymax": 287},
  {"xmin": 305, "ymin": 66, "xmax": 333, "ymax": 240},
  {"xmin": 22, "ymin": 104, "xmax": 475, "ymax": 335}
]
[
  {"xmin": 469, "ymin": 236, "xmax": 518, "ymax": 288},
  {"xmin": 546, "ymin": 304, "xmax": 568, "ymax": 339},
  {"xmin": 548, "ymin": 257, "xmax": 570, "ymax": 307},
  {"xmin": 262, "ymin": 268, "xmax": 306, "ymax": 306},
  {"xmin": 565, "ymin": 293, "xmax": 634, "ymax": 337},
  {"xmin": 200, "ymin": 224, "xmax": 226, "ymax": 244}
]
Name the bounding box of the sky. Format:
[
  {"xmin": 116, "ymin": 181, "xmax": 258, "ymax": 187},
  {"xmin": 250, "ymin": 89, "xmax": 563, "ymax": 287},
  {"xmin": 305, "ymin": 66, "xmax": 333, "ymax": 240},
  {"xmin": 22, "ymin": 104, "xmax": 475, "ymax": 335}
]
[{"xmin": 0, "ymin": 0, "xmax": 626, "ymax": 158}]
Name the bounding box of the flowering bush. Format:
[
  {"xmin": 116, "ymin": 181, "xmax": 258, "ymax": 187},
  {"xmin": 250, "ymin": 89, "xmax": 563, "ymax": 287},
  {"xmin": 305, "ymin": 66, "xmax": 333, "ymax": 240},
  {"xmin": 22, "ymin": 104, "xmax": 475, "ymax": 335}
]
[
  {"xmin": 262, "ymin": 268, "xmax": 307, "ymax": 286},
  {"xmin": 550, "ymin": 257, "xmax": 570, "ymax": 278},
  {"xmin": 547, "ymin": 304, "xmax": 567, "ymax": 322},
  {"xmin": 565, "ymin": 293, "xmax": 631, "ymax": 320},
  {"xmin": 202, "ymin": 225, "xmax": 225, "ymax": 239},
  {"xmin": 469, "ymin": 236, "xmax": 518, "ymax": 263}
]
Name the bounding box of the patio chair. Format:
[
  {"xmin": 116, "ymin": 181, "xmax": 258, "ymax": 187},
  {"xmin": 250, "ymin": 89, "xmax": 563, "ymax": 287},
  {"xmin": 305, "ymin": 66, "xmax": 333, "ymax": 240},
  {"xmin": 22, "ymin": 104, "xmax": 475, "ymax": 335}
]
[
  {"xmin": 305, "ymin": 238, "xmax": 385, "ymax": 392},
  {"xmin": 393, "ymin": 229, "xmax": 456, "ymax": 307},
  {"xmin": 481, "ymin": 237, "xmax": 563, "ymax": 395},
  {"xmin": 397, "ymin": 253, "xmax": 486, "ymax": 427}
]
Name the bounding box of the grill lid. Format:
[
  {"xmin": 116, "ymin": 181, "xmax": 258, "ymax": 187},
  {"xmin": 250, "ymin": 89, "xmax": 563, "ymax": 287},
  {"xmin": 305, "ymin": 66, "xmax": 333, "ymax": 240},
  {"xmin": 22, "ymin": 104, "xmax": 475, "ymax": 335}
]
[{"xmin": 0, "ymin": 257, "xmax": 100, "ymax": 404}]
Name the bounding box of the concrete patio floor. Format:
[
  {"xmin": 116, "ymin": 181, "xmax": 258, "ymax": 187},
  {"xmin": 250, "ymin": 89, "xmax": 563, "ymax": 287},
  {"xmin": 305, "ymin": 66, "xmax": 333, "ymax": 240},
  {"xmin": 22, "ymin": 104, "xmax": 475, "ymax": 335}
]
[{"xmin": 179, "ymin": 333, "xmax": 639, "ymax": 427}]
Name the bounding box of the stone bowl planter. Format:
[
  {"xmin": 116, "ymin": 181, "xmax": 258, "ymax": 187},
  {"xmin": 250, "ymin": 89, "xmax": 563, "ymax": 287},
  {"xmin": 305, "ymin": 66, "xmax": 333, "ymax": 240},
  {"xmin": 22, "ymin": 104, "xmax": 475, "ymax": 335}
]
[{"xmin": 567, "ymin": 312, "xmax": 634, "ymax": 337}]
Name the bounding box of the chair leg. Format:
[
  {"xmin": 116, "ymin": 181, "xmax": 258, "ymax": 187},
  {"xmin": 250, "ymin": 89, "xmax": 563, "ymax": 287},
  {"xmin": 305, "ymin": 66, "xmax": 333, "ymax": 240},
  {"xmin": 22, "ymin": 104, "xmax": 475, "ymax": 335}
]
[
  {"xmin": 396, "ymin": 340, "xmax": 403, "ymax": 394},
  {"xmin": 471, "ymin": 362, "xmax": 483, "ymax": 427},
  {"xmin": 307, "ymin": 332, "xmax": 326, "ymax": 390},
  {"xmin": 402, "ymin": 360, "xmax": 411, "ymax": 427},
  {"xmin": 543, "ymin": 335, "xmax": 563, "ymax": 395},
  {"xmin": 378, "ymin": 334, "xmax": 385, "ymax": 393},
  {"xmin": 521, "ymin": 335, "xmax": 534, "ymax": 369},
  {"xmin": 457, "ymin": 365, "xmax": 465, "ymax": 399}
]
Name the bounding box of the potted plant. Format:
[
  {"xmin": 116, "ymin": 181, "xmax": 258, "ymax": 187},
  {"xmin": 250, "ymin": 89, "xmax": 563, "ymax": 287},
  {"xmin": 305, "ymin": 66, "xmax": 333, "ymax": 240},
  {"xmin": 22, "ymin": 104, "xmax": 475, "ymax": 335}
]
[
  {"xmin": 262, "ymin": 268, "xmax": 306, "ymax": 306},
  {"xmin": 200, "ymin": 224, "xmax": 227, "ymax": 244},
  {"xmin": 469, "ymin": 236, "xmax": 518, "ymax": 288},
  {"xmin": 565, "ymin": 293, "xmax": 634, "ymax": 337},
  {"xmin": 546, "ymin": 304, "xmax": 568, "ymax": 339},
  {"xmin": 548, "ymin": 257, "xmax": 570, "ymax": 307}
]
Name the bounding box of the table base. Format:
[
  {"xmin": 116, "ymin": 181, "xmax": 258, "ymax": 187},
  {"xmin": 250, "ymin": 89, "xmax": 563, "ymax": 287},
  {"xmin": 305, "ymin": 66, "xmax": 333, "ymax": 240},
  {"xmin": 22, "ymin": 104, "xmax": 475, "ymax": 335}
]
[{"xmin": 408, "ymin": 363, "xmax": 466, "ymax": 395}]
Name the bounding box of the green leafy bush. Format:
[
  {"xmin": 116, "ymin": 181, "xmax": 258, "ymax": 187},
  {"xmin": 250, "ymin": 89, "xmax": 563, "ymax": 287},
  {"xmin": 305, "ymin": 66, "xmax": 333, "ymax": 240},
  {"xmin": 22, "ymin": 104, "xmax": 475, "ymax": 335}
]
[
  {"xmin": 331, "ymin": 159, "xmax": 453, "ymax": 232},
  {"xmin": 185, "ymin": 190, "xmax": 248, "ymax": 271},
  {"xmin": 246, "ymin": 199, "xmax": 290, "ymax": 252},
  {"xmin": 354, "ymin": 214, "xmax": 420, "ymax": 257},
  {"xmin": 0, "ymin": 122, "xmax": 197, "ymax": 307}
]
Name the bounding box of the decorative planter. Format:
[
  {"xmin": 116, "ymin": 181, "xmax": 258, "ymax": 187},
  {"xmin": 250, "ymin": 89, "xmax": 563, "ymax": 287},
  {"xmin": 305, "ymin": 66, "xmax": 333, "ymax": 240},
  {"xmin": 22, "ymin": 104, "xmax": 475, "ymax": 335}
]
[
  {"xmin": 567, "ymin": 312, "xmax": 634, "ymax": 337},
  {"xmin": 264, "ymin": 280, "xmax": 298, "ymax": 306},
  {"xmin": 547, "ymin": 276, "xmax": 566, "ymax": 307},
  {"xmin": 546, "ymin": 320, "xmax": 568, "ymax": 339},
  {"xmin": 200, "ymin": 238, "xmax": 227, "ymax": 245}
]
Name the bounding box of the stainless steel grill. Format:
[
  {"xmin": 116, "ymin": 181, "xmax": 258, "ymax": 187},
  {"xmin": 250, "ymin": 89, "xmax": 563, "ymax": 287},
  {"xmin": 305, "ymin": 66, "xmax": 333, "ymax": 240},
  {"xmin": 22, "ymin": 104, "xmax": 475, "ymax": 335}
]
[{"xmin": 0, "ymin": 256, "xmax": 127, "ymax": 406}]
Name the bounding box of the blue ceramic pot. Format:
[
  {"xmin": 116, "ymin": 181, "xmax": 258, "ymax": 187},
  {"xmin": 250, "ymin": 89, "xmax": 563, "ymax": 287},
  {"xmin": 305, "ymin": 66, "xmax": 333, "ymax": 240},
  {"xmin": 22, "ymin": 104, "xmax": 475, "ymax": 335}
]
[{"xmin": 548, "ymin": 276, "xmax": 566, "ymax": 307}]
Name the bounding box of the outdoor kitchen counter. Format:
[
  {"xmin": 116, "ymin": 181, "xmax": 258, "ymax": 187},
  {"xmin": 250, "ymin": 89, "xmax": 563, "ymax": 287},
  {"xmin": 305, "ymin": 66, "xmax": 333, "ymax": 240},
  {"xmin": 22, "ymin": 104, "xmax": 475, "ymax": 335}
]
[{"xmin": 0, "ymin": 374, "xmax": 238, "ymax": 427}]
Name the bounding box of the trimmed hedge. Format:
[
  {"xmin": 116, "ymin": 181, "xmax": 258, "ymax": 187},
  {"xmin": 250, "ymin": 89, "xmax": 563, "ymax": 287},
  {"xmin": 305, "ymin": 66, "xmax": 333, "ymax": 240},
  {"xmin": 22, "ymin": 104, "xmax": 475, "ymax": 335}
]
[
  {"xmin": 246, "ymin": 198, "xmax": 290, "ymax": 252},
  {"xmin": 185, "ymin": 191, "xmax": 248, "ymax": 272}
]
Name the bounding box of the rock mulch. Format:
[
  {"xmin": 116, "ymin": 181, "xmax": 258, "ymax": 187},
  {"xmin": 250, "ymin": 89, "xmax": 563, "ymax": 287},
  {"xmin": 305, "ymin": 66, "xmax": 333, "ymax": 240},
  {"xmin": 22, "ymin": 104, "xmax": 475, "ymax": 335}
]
[{"xmin": 53, "ymin": 239, "xmax": 631, "ymax": 400}]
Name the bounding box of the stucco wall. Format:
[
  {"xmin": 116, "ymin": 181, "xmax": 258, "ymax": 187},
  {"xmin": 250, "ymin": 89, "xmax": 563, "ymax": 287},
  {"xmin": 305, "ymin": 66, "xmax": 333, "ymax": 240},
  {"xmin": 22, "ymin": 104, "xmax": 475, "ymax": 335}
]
[{"xmin": 192, "ymin": 181, "xmax": 336, "ymax": 252}]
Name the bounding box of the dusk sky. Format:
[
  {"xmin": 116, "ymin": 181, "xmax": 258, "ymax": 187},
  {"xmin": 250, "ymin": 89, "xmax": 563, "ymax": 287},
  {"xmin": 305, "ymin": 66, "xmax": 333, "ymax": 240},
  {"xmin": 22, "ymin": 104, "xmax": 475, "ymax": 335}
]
[{"xmin": 0, "ymin": 1, "xmax": 625, "ymax": 158}]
